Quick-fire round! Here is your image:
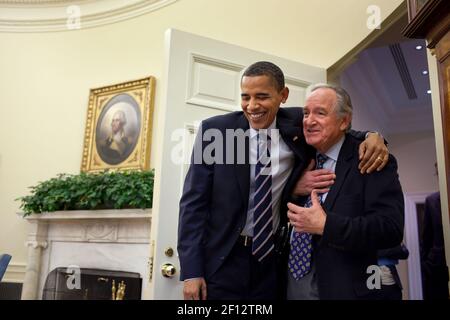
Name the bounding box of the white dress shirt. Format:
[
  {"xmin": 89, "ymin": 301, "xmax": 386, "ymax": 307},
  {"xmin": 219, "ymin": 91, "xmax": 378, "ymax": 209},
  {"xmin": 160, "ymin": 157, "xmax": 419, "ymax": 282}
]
[
  {"xmin": 242, "ymin": 118, "xmax": 295, "ymax": 237},
  {"xmin": 318, "ymin": 135, "xmax": 345, "ymax": 203}
]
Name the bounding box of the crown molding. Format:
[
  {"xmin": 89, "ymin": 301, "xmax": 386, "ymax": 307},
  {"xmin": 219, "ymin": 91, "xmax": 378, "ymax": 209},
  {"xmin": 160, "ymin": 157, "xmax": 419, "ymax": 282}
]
[
  {"xmin": 0, "ymin": 0, "xmax": 84, "ymax": 4},
  {"xmin": 0, "ymin": 0, "xmax": 178, "ymax": 32}
]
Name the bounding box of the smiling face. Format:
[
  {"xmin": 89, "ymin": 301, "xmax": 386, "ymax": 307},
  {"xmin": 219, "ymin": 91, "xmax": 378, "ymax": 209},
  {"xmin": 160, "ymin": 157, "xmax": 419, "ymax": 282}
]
[
  {"xmin": 303, "ymin": 88, "xmax": 350, "ymax": 154},
  {"xmin": 240, "ymin": 75, "xmax": 289, "ymax": 130}
]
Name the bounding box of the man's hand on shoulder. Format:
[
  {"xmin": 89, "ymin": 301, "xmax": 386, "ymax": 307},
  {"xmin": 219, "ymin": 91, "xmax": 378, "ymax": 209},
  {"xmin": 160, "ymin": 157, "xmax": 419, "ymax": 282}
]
[
  {"xmin": 183, "ymin": 278, "xmax": 207, "ymax": 300},
  {"xmin": 358, "ymin": 132, "xmax": 388, "ymax": 174}
]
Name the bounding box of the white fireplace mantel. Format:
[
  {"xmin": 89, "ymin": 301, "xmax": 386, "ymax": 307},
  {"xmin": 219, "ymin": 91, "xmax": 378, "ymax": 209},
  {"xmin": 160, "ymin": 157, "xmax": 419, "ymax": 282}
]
[{"xmin": 20, "ymin": 209, "xmax": 152, "ymax": 300}]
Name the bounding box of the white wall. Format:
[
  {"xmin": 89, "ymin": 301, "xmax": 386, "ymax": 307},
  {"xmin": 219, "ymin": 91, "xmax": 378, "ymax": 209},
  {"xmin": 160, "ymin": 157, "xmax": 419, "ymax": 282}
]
[
  {"xmin": 0, "ymin": 0, "xmax": 403, "ymax": 281},
  {"xmin": 388, "ymin": 131, "xmax": 438, "ymax": 194},
  {"xmin": 389, "ymin": 131, "xmax": 438, "ymax": 300},
  {"xmin": 340, "ymin": 71, "xmax": 387, "ymax": 134}
]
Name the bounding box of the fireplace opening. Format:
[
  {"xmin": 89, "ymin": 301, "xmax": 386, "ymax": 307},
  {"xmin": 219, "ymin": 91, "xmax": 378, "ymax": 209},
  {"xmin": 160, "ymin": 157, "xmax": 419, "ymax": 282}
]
[{"xmin": 42, "ymin": 267, "xmax": 142, "ymax": 300}]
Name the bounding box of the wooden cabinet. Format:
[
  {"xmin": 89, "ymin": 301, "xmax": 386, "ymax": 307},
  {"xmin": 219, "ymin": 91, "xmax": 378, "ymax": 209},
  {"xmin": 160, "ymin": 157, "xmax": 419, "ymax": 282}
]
[{"xmin": 403, "ymin": 0, "xmax": 450, "ymax": 220}]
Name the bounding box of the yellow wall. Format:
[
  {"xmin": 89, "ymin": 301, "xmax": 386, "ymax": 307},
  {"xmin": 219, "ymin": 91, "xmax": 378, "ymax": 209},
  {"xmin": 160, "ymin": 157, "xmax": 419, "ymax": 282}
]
[{"xmin": 0, "ymin": 0, "xmax": 403, "ymax": 280}]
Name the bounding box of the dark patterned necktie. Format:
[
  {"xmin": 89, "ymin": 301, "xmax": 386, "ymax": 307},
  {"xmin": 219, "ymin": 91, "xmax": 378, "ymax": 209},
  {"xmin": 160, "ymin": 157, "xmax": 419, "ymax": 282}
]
[
  {"xmin": 288, "ymin": 153, "xmax": 328, "ymax": 280},
  {"xmin": 252, "ymin": 132, "xmax": 274, "ymax": 262}
]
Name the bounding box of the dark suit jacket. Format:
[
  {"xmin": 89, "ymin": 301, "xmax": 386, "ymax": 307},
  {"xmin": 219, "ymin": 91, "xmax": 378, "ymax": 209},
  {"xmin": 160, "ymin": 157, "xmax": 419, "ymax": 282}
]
[
  {"xmin": 311, "ymin": 134, "xmax": 404, "ymax": 300},
  {"xmin": 421, "ymin": 192, "xmax": 449, "ymax": 299},
  {"xmin": 178, "ymin": 107, "xmax": 307, "ymax": 282},
  {"xmin": 177, "ymin": 109, "xmax": 370, "ymax": 296}
]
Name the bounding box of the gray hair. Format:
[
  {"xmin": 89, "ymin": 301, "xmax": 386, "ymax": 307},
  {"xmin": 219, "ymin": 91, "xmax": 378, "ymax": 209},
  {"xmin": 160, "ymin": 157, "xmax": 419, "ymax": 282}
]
[
  {"xmin": 307, "ymin": 83, "xmax": 353, "ymax": 131},
  {"xmin": 112, "ymin": 110, "xmax": 127, "ymax": 126}
]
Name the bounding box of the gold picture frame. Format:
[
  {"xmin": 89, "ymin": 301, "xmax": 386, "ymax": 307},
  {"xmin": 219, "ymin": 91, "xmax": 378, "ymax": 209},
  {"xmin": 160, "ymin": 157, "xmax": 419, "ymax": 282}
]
[{"xmin": 81, "ymin": 76, "xmax": 156, "ymax": 173}]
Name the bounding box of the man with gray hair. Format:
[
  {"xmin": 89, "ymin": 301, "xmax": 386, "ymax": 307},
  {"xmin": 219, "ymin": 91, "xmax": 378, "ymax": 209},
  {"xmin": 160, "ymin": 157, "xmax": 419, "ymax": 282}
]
[
  {"xmin": 286, "ymin": 84, "xmax": 404, "ymax": 299},
  {"xmin": 100, "ymin": 110, "xmax": 132, "ymax": 164}
]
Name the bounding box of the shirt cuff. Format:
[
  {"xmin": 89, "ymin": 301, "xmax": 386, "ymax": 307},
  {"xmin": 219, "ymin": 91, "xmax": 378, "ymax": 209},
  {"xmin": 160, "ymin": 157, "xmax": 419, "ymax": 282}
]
[
  {"xmin": 184, "ymin": 277, "xmax": 203, "ymax": 282},
  {"xmin": 365, "ymin": 131, "xmax": 383, "ymax": 141}
]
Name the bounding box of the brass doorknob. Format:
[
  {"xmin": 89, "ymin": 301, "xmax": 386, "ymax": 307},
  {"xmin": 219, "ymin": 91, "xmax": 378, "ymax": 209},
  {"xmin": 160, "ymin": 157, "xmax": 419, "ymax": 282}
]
[{"xmin": 161, "ymin": 263, "xmax": 176, "ymax": 278}]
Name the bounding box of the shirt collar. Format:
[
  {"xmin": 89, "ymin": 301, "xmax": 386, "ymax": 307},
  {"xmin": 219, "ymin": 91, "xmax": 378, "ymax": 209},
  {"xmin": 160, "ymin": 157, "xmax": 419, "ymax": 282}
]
[
  {"xmin": 250, "ymin": 117, "xmax": 277, "ymax": 139},
  {"xmin": 321, "ymin": 135, "xmax": 345, "ymax": 162}
]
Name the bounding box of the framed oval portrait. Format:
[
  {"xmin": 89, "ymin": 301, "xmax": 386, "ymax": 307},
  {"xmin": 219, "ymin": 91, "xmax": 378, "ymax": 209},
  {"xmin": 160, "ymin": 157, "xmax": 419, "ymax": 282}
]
[
  {"xmin": 95, "ymin": 93, "xmax": 141, "ymax": 165},
  {"xmin": 81, "ymin": 77, "xmax": 156, "ymax": 172}
]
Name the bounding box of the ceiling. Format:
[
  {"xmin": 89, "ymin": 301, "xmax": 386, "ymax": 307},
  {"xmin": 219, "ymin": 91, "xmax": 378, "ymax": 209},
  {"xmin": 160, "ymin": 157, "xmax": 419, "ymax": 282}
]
[
  {"xmin": 0, "ymin": 0, "xmax": 85, "ymax": 4},
  {"xmin": 0, "ymin": 0, "xmax": 177, "ymax": 32},
  {"xmin": 365, "ymin": 39, "xmax": 431, "ymax": 111},
  {"xmin": 341, "ymin": 14, "xmax": 433, "ymax": 136}
]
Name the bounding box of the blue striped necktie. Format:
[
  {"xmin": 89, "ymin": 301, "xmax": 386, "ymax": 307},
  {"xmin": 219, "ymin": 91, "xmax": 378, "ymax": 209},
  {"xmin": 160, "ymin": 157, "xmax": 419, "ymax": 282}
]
[
  {"xmin": 288, "ymin": 153, "xmax": 328, "ymax": 280},
  {"xmin": 252, "ymin": 132, "xmax": 274, "ymax": 262}
]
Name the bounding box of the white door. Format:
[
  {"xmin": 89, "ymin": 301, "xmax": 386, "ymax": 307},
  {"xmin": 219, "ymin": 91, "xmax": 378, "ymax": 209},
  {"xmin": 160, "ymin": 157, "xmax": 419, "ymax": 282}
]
[{"xmin": 148, "ymin": 28, "xmax": 325, "ymax": 299}]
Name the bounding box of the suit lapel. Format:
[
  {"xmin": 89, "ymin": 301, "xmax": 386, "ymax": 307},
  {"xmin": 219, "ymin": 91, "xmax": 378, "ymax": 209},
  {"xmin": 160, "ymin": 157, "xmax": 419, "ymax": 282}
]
[
  {"xmin": 234, "ymin": 115, "xmax": 250, "ymax": 206},
  {"xmin": 277, "ymin": 110, "xmax": 314, "ymax": 199},
  {"xmin": 277, "ymin": 114, "xmax": 305, "ymax": 162},
  {"xmin": 323, "ymin": 135, "xmax": 354, "ymax": 211}
]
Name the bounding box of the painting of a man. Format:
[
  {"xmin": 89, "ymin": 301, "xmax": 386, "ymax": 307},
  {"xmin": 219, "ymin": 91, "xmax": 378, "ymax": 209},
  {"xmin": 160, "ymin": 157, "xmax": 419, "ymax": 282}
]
[
  {"xmin": 95, "ymin": 93, "xmax": 141, "ymax": 165},
  {"xmin": 100, "ymin": 110, "xmax": 132, "ymax": 164}
]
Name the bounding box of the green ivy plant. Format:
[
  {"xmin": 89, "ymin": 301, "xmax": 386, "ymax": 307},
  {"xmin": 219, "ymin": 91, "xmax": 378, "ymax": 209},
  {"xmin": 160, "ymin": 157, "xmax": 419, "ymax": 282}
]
[{"xmin": 17, "ymin": 170, "xmax": 154, "ymax": 216}]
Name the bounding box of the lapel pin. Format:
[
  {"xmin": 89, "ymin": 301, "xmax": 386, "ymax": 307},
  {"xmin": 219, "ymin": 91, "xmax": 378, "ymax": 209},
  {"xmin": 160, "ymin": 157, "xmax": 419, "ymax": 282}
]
[{"xmin": 293, "ymin": 136, "xmax": 298, "ymax": 142}]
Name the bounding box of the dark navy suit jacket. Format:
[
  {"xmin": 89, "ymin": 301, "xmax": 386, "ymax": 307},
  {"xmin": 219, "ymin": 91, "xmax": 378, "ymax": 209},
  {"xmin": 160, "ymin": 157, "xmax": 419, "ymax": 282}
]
[
  {"xmin": 311, "ymin": 134, "xmax": 404, "ymax": 299},
  {"xmin": 178, "ymin": 107, "xmax": 308, "ymax": 281},
  {"xmin": 421, "ymin": 192, "xmax": 449, "ymax": 299},
  {"xmin": 177, "ymin": 108, "xmax": 372, "ymax": 296}
]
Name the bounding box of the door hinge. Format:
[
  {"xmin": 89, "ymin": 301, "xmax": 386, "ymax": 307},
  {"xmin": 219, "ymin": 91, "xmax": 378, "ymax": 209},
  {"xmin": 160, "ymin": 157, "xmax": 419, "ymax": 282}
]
[{"xmin": 148, "ymin": 240, "xmax": 156, "ymax": 282}]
